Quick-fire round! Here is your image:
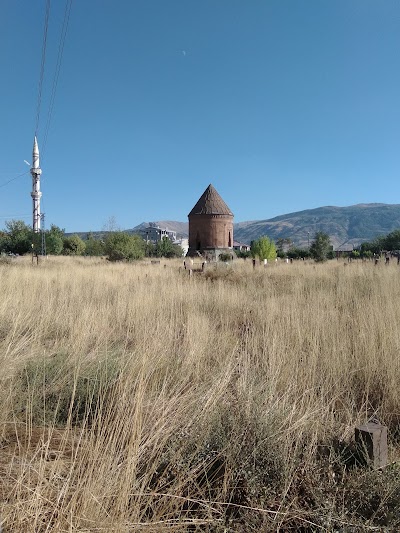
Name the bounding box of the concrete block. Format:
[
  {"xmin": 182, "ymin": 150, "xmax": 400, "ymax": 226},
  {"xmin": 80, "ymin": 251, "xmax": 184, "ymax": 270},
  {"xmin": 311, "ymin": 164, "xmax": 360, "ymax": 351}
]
[{"xmin": 355, "ymin": 421, "xmax": 388, "ymax": 468}]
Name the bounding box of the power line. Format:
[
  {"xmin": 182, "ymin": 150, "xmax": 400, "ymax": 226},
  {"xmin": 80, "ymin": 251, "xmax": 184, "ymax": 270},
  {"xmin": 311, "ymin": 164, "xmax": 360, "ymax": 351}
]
[
  {"xmin": 42, "ymin": 0, "xmax": 73, "ymax": 158},
  {"xmin": 0, "ymin": 171, "xmax": 30, "ymax": 189},
  {"xmin": 0, "ymin": 214, "xmax": 31, "ymax": 218},
  {"xmin": 35, "ymin": 0, "xmax": 52, "ymax": 135}
]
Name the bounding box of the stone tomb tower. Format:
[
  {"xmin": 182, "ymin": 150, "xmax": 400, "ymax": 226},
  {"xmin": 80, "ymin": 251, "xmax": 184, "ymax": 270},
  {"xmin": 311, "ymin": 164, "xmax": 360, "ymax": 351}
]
[{"xmin": 187, "ymin": 184, "xmax": 234, "ymax": 257}]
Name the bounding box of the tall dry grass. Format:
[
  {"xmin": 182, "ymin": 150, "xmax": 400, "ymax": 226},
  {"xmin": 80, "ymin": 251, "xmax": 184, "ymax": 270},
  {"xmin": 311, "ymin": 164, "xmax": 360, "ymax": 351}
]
[{"xmin": 1, "ymin": 256, "xmax": 400, "ymax": 531}]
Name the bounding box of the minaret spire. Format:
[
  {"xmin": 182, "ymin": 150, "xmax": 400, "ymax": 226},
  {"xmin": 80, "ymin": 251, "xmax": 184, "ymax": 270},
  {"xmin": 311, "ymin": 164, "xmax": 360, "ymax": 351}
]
[{"xmin": 30, "ymin": 136, "xmax": 42, "ymax": 233}]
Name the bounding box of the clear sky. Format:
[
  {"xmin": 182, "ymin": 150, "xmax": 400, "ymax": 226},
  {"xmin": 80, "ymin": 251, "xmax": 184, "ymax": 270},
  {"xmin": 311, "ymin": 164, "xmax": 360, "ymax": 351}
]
[{"xmin": 1, "ymin": 0, "xmax": 400, "ymax": 232}]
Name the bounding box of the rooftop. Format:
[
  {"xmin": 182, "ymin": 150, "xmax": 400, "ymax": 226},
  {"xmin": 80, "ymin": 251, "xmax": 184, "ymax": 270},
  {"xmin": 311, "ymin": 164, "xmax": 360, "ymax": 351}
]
[{"xmin": 188, "ymin": 184, "xmax": 233, "ymax": 217}]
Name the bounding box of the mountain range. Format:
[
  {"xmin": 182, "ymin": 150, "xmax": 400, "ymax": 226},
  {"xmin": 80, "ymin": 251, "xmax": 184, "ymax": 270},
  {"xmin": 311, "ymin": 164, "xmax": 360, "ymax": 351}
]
[{"xmin": 127, "ymin": 204, "xmax": 400, "ymax": 248}]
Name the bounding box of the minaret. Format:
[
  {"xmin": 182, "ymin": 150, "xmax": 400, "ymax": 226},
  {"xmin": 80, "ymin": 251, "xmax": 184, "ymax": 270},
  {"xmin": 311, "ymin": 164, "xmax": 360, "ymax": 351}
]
[{"xmin": 30, "ymin": 136, "xmax": 42, "ymax": 233}]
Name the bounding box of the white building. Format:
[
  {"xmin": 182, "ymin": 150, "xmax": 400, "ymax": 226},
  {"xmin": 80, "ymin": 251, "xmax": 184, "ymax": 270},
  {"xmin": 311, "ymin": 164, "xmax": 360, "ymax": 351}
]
[
  {"xmin": 174, "ymin": 238, "xmax": 188, "ymax": 256},
  {"xmin": 139, "ymin": 223, "xmax": 177, "ymax": 243}
]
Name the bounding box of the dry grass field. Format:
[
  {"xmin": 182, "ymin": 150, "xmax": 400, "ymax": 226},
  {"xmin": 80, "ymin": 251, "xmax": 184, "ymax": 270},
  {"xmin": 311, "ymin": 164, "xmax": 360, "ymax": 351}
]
[{"xmin": 1, "ymin": 256, "xmax": 400, "ymax": 531}]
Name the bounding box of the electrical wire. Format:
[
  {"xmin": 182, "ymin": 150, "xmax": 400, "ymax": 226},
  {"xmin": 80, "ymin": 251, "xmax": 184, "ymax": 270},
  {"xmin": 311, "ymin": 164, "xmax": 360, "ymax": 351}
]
[
  {"xmin": 42, "ymin": 0, "xmax": 73, "ymax": 158},
  {"xmin": 4, "ymin": 0, "xmax": 74, "ymax": 230},
  {"xmin": 0, "ymin": 215, "xmax": 31, "ymax": 219},
  {"xmin": 0, "ymin": 171, "xmax": 30, "ymax": 189},
  {"xmin": 35, "ymin": 0, "xmax": 52, "ymax": 135}
]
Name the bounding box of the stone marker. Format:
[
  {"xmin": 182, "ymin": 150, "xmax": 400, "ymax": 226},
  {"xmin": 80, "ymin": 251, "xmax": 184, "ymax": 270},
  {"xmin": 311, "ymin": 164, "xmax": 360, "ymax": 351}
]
[{"xmin": 355, "ymin": 421, "xmax": 388, "ymax": 468}]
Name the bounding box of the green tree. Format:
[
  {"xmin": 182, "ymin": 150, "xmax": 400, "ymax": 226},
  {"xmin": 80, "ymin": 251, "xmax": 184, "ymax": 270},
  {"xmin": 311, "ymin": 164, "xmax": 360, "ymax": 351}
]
[
  {"xmin": 48, "ymin": 224, "xmax": 65, "ymax": 238},
  {"xmin": 251, "ymin": 236, "xmax": 277, "ymax": 261},
  {"xmin": 63, "ymin": 235, "xmax": 86, "ymax": 255},
  {"xmin": 104, "ymin": 232, "xmax": 145, "ymax": 261},
  {"xmin": 360, "ymin": 229, "xmax": 400, "ymax": 255},
  {"xmin": 310, "ymin": 232, "xmax": 332, "ymax": 262},
  {"xmin": 360, "ymin": 236, "xmax": 385, "ymax": 255},
  {"xmin": 0, "ymin": 231, "xmax": 11, "ymax": 253},
  {"xmin": 45, "ymin": 225, "xmax": 65, "ymax": 255},
  {"xmin": 276, "ymin": 237, "xmax": 293, "ymax": 253},
  {"xmin": 287, "ymin": 247, "xmax": 311, "ymax": 260},
  {"xmin": 4, "ymin": 220, "xmax": 32, "ymax": 255},
  {"xmin": 144, "ymin": 240, "xmax": 155, "ymax": 257},
  {"xmin": 84, "ymin": 234, "xmax": 105, "ymax": 256},
  {"xmin": 46, "ymin": 233, "xmax": 63, "ymax": 255},
  {"xmin": 382, "ymin": 229, "xmax": 400, "ymax": 251},
  {"xmin": 236, "ymin": 249, "xmax": 251, "ymax": 259},
  {"xmin": 154, "ymin": 237, "xmax": 183, "ymax": 258}
]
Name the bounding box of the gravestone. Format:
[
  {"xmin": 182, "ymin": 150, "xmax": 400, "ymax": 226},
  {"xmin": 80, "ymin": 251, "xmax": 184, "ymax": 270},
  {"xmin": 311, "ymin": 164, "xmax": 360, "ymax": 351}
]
[{"xmin": 355, "ymin": 421, "xmax": 388, "ymax": 468}]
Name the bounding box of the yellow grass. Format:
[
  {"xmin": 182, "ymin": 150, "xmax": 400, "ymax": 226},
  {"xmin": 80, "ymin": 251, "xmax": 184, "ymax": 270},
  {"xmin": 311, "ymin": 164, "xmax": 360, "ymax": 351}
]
[{"xmin": 1, "ymin": 256, "xmax": 400, "ymax": 531}]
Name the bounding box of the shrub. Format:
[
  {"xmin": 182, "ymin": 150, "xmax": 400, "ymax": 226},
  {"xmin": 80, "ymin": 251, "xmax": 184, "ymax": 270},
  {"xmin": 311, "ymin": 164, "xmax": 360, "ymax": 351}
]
[
  {"xmin": 219, "ymin": 252, "xmax": 232, "ymax": 262},
  {"xmin": 104, "ymin": 232, "xmax": 145, "ymax": 261},
  {"xmin": 14, "ymin": 353, "xmax": 120, "ymax": 426},
  {"xmin": 63, "ymin": 234, "xmax": 86, "ymax": 255},
  {"xmin": 236, "ymin": 250, "xmax": 251, "ymax": 259},
  {"xmin": 84, "ymin": 235, "xmax": 105, "ymax": 256},
  {"xmin": 153, "ymin": 237, "xmax": 183, "ymax": 258}
]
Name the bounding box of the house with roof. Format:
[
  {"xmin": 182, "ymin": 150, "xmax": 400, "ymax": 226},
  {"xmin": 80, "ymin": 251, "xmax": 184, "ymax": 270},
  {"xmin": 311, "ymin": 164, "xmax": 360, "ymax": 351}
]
[
  {"xmin": 233, "ymin": 241, "xmax": 251, "ymax": 252},
  {"xmin": 334, "ymin": 244, "xmax": 354, "ymax": 258}
]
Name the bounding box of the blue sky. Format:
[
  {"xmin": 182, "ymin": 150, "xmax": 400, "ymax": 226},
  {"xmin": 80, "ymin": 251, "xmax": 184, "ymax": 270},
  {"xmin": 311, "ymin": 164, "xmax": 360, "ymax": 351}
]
[{"xmin": 1, "ymin": 0, "xmax": 399, "ymax": 232}]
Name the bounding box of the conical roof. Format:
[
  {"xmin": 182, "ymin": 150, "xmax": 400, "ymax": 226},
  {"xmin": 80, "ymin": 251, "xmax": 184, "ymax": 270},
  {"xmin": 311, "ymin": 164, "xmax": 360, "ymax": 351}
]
[{"xmin": 188, "ymin": 184, "xmax": 233, "ymax": 217}]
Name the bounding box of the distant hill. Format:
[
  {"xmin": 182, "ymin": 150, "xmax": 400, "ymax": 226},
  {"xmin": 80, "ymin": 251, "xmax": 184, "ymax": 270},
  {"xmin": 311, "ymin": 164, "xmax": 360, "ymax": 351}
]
[
  {"xmin": 234, "ymin": 204, "xmax": 400, "ymax": 248},
  {"xmin": 69, "ymin": 204, "xmax": 400, "ymax": 249}
]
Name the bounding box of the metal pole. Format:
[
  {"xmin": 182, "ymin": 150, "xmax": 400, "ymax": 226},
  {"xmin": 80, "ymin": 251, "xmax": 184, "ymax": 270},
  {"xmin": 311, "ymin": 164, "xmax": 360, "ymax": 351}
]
[{"xmin": 41, "ymin": 213, "xmax": 46, "ymax": 256}]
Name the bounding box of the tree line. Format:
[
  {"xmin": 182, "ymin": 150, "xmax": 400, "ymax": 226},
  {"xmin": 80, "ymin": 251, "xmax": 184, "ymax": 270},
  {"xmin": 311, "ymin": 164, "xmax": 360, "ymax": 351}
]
[
  {"xmin": 0, "ymin": 220, "xmax": 183, "ymax": 260},
  {"xmin": 5, "ymin": 220, "xmax": 398, "ymax": 263},
  {"xmin": 359, "ymin": 229, "xmax": 400, "ymax": 256},
  {"xmin": 236, "ymin": 231, "xmax": 333, "ymax": 262},
  {"xmin": 248, "ymin": 229, "xmax": 400, "ymax": 263}
]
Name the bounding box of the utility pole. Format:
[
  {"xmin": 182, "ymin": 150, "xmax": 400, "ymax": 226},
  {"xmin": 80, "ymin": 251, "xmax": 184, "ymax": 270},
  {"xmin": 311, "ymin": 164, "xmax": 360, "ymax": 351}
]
[{"xmin": 41, "ymin": 213, "xmax": 46, "ymax": 256}]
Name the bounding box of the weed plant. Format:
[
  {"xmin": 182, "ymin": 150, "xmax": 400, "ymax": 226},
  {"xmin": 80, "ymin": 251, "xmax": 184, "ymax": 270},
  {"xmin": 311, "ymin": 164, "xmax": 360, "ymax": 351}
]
[{"xmin": 0, "ymin": 256, "xmax": 400, "ymax": 531}]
